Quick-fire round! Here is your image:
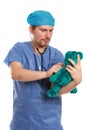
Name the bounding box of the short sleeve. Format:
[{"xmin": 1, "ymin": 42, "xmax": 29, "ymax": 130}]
[
  {"xmin": 51, "ymin": 48, "xmax": 64, "ymax": 65},
  {"xmin": 4, "ymin": 43, "xmax": 23, "ymax": 66}
]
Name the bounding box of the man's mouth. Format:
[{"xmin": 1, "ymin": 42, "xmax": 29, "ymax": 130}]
[{"xmin": 43, "ymin": 39, "xmax": 50, "ymax": 43}]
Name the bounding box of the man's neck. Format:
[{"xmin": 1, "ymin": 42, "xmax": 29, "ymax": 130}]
[{"xmin": 31, "ymin": 41, "xmax": 47, "ymax": 54}]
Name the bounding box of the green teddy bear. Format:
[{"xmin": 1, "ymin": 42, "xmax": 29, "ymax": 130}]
[{"xmin": 47, "ymin": 51, "xmax": 83, "ymax": 98}]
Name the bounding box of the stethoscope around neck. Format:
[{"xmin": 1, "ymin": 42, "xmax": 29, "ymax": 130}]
[
  {"xmin": 30, "ymin": 36, "xmax": 47, "ymax": 71},
  {"xmin": 36, "ymin": 47, "xmax": 47, "ymax": 71}
]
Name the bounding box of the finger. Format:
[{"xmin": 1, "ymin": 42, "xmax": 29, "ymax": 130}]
[
  {"xmin": 66, "ymin": 65, "xmax": 75, "ymax": 72},
  {"xmin": 68, "ymin": 58, "xmax": 76, "ymax": 67},
  {"xmin": 56, "ymin": 63, "xmax": 64, "ymax": 67},
  {"xmin": 77, "ymin": 54, "xmax": 81, "ymax": 65},
  {"xmin": 56, "ymin": 62, "xmax": 63, "ymax": 66}
]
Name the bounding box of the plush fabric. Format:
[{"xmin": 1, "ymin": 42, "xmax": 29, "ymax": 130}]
[{"xmin": 47, "ymin": 51, "xmax": 83, "ymax": 98}]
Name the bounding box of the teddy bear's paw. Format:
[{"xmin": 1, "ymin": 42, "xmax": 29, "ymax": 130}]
[
  {"xmin": 47, "ymin": 83, "xmax": 61, "ymax": 98},
  {"xmin": 70, "ymin": 88, "xmax": 77, "ymax": 94},
  {"xmin": 47, "ymin": 90, "xmax": 58, "ymax": 98}
]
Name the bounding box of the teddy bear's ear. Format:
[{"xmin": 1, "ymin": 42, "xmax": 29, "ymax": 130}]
[
  {"xmin": 65, "ymin": 51, "xmax": 72, "ymax": 58},
  {"xmin": 77, "ymin": 52, "xmax": 83, "ymax": 59}
]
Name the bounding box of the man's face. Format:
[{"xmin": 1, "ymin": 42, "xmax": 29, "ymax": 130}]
[{"xmin": 29, "ymin": 25, "xmax": 54, "ymax": 48}]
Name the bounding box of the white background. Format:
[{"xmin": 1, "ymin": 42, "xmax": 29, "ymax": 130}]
[{"xmin": 0, "ymin": 0, "xmax": 87, "ymax": 130}]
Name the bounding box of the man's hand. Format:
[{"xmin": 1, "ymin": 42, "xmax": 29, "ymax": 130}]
[
  {"xmin": 66, "ymin": 54, "xmax": 82, "ymax": 85},
  {"xmin": 46, "ymin": 63, "xmax": 64, "ymax": 78}
]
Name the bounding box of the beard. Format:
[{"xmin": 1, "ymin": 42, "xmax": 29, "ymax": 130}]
[{"xmin": 38, "ymin": 38, "xmax": 51, "ymax": 48}]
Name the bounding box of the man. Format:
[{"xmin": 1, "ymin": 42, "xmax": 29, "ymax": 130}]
[{"xmin": 4, "ymin": 10, "xmax": 82, "ymax": 130}]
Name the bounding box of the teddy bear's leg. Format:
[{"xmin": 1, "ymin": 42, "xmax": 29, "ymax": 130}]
[
  {"xmin": 47, "ymin": 83, "xmax": 61, "ymax": 97},
  {"xmin": 70, "ymin": 88, "xmax": 77, "ymax": 93}
]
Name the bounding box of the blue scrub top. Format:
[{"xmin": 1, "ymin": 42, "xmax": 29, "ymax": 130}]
[{"xmin": 4, "ymin": 41, "xmax": 64, "ymax": 130}]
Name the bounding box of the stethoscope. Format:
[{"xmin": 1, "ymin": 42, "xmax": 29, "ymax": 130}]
[
  {"xmin": 32, "ymin": 43, "xmax": 51, "ymax": 87},
  {"xmin": 30, "ymin": 31, "xmax": 51, "ymax": 71},
  {"xmin": 30, "ymin": 33, "xmax": 47, "ymax": 71},
  {"xmin": 36, "ymin": 47, "xmax": 47, "ymax": 71}
]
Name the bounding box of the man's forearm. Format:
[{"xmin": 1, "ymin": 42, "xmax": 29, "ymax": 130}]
[
  {"xmin": 58, "ymin": 80, "xmax": 78, "ymax": 96},
  {"xmin": 11, "ymin": 67, "xmax": 47, "ymax": 82}
]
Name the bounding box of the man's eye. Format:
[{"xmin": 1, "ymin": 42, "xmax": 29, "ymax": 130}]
[
  {"xmin": 50, "ymin": 30, "xmax": 53, "ymax": 32},
  {"xmin": 41, "ymin": 29, "xmax": 46, "ymax": 32}
]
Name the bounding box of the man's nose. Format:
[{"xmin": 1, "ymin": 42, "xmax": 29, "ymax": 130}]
[{"xmin": 46, "ymin": 31, "xmax": 51, "ymax": 38}]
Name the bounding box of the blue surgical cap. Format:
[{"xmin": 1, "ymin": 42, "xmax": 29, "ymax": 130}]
[{"xmin": 27, "ymin": 10, "xmax": 55, "ymax": 26}]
